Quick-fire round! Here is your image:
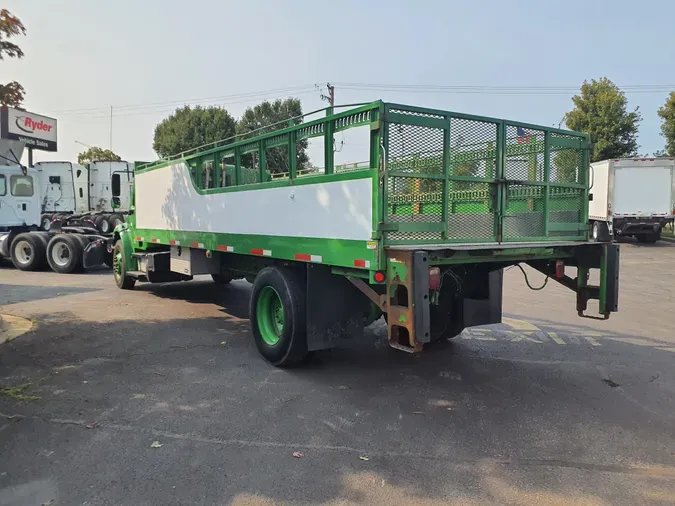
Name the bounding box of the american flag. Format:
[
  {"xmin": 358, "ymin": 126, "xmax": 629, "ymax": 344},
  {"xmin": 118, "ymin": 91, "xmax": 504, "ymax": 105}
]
[{"xmin": 517, "ymin": 126, "xmax": 531, "ymax": 144}]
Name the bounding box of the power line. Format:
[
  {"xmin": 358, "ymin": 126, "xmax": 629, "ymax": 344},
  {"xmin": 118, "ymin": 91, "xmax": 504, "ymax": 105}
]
[
  {"xmin": 334, "ymin": 82, "xmax": 675, "ymax": 95},
  {"xmin": 50, "ymin": 85, "xmax": 319, "ymax": 117}
]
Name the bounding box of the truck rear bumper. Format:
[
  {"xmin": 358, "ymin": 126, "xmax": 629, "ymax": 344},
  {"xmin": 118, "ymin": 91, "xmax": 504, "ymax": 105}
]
[{"xmin": 614, "ymin": 217, "xmax": 671, "ymax": 235}]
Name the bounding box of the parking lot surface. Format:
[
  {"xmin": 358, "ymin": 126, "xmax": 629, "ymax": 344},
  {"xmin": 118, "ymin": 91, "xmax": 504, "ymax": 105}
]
[{"xmin": 1, "ymin": 240, "xmax": 675, "ymax": 505}]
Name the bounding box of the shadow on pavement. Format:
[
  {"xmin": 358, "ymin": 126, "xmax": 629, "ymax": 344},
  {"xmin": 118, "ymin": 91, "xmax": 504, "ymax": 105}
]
[{"xmin": 1, "ymin": 309, "xmax": 675, "ymax": 504}]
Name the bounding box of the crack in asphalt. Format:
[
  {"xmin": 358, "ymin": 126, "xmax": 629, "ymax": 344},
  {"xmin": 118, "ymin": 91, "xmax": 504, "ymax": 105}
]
[{"xmin": 2, "ymin": 411, "xmax": 675, "ymax": 477}]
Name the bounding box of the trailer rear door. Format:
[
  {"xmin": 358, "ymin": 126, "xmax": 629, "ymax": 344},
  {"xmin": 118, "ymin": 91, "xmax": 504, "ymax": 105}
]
[{"xmin": 613, "ymin": 165, "xmax": 673, "ymax": 217}]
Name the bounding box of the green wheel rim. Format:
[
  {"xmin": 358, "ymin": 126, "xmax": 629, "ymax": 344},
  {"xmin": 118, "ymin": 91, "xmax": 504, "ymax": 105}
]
[
  {"xmin": 113, "ymin": 251, "xmax": 123, "ymax": 281},
  {"xmin": 257, "ymin": 286, "xmax": 284, "ymax": 346}
]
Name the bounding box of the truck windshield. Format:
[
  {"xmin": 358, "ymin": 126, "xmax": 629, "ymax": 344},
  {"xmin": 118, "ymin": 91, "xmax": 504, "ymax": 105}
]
[
  {"xmin": 10, "ymin": 175, "xmax": 34, "ymax": 197},
  {"xmin": 0, "ymin": 174, "xmax": 5, "ymax": 196}
]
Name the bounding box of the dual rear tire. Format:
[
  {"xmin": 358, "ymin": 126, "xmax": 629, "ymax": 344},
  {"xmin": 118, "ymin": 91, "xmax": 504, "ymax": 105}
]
[
  {"xmin": 10, "ymin": 233, "xmax": 48, "ymax": 271},
  {"xmin": 46, "ymin": 234, "xmax": 89, "ymax": 274},
  {"xmin": 249, "ymin": 267, "xmax": 308, "ymax": 367}
]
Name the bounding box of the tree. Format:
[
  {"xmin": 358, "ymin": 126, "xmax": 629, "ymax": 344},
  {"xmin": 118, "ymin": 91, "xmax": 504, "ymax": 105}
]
[
  {"xmin": 554, "ymin": 150, "xmax": 579, "ymax": 183},
  {"xmin": 236, "ymin": 98, "xmax": 308, "ymax": 174},
  {"xmin": 78, "ymin": 146, "xmax": 122, "ymax": 166},
  {"xmin": 564, "ymin": 78, "xmax": 641, "ymax": 162},
  {"xmin": 0, "ymin": 9, "xmax": 26, "ymax": 107},
  {"xmin": 153, "ymin": 105, "xmax": 237, "ymax": 159},
  {"xmin": 657, "ymin": 92, "xmax": 675, "ymax": 156}
]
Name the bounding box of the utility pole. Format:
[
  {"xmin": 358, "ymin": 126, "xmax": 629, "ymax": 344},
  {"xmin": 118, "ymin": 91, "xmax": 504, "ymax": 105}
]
[
  {"xmin": 319, "ymin": 82, "xmax": 335, "ymax": 115},
  {"xmin": 110, "ymin": 106, "xmax": 113, "ymax": 151}
]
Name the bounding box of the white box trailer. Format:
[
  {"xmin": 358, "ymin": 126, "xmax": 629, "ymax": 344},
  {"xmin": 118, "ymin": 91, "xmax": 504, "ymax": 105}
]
[{"xmin": 589, "ymin": 158, "xmax": 675, "ymax": 243}]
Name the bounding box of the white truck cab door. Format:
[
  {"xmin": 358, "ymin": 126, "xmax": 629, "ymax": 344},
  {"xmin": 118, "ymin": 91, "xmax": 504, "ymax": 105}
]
[{"xmin": 1, "ymin": 173, "xmax": 40, "ymax": 227}]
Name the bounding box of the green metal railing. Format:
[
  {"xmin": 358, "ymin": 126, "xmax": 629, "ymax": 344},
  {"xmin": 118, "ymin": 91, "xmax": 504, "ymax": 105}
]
[
  {"xmin": 381, "ymin": 103, "xmax": 590, "ymax": 244},
  {"xmin": 136, "ymin": 101, "xmax": 590, "ymax": 245}
]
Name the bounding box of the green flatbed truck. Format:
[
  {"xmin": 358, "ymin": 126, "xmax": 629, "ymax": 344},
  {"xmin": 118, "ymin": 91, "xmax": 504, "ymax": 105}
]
[{"xmin": 84, "ymin": 101, "xmax": 619, "ymax": 366}]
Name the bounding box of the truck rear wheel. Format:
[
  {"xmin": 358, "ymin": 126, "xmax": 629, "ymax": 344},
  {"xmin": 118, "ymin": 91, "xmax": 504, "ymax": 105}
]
[
  {"xmin": 41, "ymin": 214, "xmax": 53, "ymax": 231},
  {"xmin": 591, "ymin": 221, "xmax": 611, "ymax": 242},
  {"xmin": 47, "ymin": 234, "xmax": 84, "ymax": 274},
  {"xmin": 108, "ymin": 213, "xmax": 124, "ymax": 229},
  {"xmin": 95, "ymin": 214, "xmax": 111, "ymax": 234},
  {"xmin": 250, "ymin": 267, "xmax": 308, "ymax": 367},
  {"xmin": 10, "ymin": 233, "xmax": 46, "ymax": 271},
  {"xmin": 113, "ymin": 240, "xmax": 135, "ymax": 289}
]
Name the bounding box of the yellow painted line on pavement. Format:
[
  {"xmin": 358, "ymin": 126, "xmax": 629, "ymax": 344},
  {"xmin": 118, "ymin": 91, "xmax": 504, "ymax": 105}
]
[
  {"xmin": 582, "ymin": 335, "xmax": 602, "ymax": 346},
  {"xmin": 547, "ymin": 332, "xmax": 566, "ymax": 345},
  {"xmin": 502, "ymin": 317, "xmax": 540, "ymax": 331},
  {"xmin": 0, "ymin": 314, "xmax": 33, "ymax": 345}
]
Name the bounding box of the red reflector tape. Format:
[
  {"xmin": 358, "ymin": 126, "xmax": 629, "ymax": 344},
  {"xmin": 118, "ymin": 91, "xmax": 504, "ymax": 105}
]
[
  {"xmin": 354, "ymin": 259, "xmax": 371, "ymax": 268},
  {"xmin": 190, "ymin": 242, "xmax": 205, "ymax": 249},
  {"xmin": 251, "ymin": 249, "xmax": 272, "ymax": 256},
  {"xmin": 151, "ymin": 238, "xmax": 160, "ymax": 243},
  {"xmin": 169, "ymin": 240, "xmax": 180, "ymax": 246},
  {"xmin": 135, "ymin": 236, "xmax": 143, "ymax": 242},
  {"xmin": 217, "ymin": 245, "xmax": 234, "ymax": 252}
]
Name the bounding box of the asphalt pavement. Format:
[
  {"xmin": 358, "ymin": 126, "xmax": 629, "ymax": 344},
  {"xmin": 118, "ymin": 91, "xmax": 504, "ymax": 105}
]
[{"xmin": 1, "ymin": 239, "xmax": 674, "ymax": 505}]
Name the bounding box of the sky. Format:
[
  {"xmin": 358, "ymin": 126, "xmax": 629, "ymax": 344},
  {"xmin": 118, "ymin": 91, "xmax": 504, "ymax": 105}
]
[{"xmin": 3, "ymin": 0, "xmax": 675, "ymax": 165}]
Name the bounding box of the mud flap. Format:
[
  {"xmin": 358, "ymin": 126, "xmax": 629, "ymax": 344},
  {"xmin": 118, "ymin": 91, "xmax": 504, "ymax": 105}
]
[
  {"xmin": 305, "ymin": 264, "xmax": 369, "ymax": 351},
  {"xmin": 83, "ymin": 239, "xmax": 106, "ymax": 268},
  {"xmin": 463, "ymin": 269, "xmax": 503, "ymax": 328}
]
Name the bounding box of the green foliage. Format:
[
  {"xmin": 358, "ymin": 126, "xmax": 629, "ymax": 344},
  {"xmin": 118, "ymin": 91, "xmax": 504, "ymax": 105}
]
[
  {"xmin": 553, "ymin": 150, "xmax": 579, "ymax": 183},
  {"xmin": 236, "ymin": 98, "xmax": 308, "ymax": 173},
  {"xmin": 564, "ymin": 78, "xmax": 641, "ymax": 162},
  {"xmin": 657, "ymin": 92, "xmax": 675, "ymax": 156},
  {"xmin": 0, "ymin": 382, "xmax": 40, "ymax": 401},
  {"xmin": 0, "ymin": 80, "xmax": 24, "ymax": 107},
  {"xmin": 77, "ymin": 146, "xmax": 122, "ymax": 166},
  {"xmin": 153, "ymin": 105, "xmax": 237, "ymax": 159},
  {"xmin": 0, "ymin": 9, "xmax": 26, "ymax": 107}
]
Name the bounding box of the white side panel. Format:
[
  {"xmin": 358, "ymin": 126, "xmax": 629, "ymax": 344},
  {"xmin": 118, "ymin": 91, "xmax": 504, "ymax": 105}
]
[
  {"xmin": 34, "ymin": 162, "xmax": 79, "ymax": 214},
  {"xmin": 613, "ymin": 166, "xmax": 673, "ymax": 217},
  {"xmin": 135, "ymin": 162, "xmax": 373, "ymax": 241},
  {"xmin": 0, "ymin": 166, "xmax": 40, "ymax": 227},
  {"xmin": 588, "ymin": 160, "xmax": 610, "ymax": 220}
]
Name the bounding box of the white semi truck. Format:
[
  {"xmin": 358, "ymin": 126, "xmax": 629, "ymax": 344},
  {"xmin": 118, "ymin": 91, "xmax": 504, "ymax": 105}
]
[
  {"xmin": 589, "ymin": 157, "xmax": 675, "ymax": 243},
  {"xmin": 0, "ymin": 141, "xmax": 113, "ymax": 273},
  {"xmin": 36, "ymin": 160, "xmax": 135, "ymax": 233}
]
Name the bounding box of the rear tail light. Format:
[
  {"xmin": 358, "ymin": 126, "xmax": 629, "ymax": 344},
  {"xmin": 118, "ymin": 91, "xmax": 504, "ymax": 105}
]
[
  {"xmin": 555, "ymin": 260, "xmax": 565, "ymax": 279},
  {"xmin": 429, "ymin": 267, "xmax": 441, "ymax": 290},
  {"xmin": 373, "ymin": 271, "xmax": 386, "ymax": 283}
]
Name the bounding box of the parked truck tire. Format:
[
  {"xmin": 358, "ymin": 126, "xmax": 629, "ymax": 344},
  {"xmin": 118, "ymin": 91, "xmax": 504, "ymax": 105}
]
[
  {"xmin": 46, "ymin": 234, "xmax": 84, "ymax": 274},
  {"xmin": 637, "ymin": 231, "xmax": 660, "ymax": 244},
  {"xmin": 40, "ymin": 214, "xmax": 53, "ymax": 231},
  {"xmin": 249, "ymin": 267, "xmax": 308, "ymax": 367},
  {"xmin": 112, "ymin": 240, "xmax": 136, "ymax": 289},
  {"xmin": 108, "ymin": 213, "xmax": 124, "ymax": 229},
  {"xmin": 95, "ymin": 214, "xmax": 112, "ymax": 234},
  {"xmin": 591, "ymin": 221, "xmax": 611, "ymax": 242},
  {"xmin": 10, "ymin": 233, "xmax": 46, "ymax": 271}
]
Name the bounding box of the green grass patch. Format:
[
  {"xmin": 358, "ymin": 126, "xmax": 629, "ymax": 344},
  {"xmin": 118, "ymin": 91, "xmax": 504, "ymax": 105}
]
[{"xmin": 0, "ymin": 382, "xmax": 40, "ymax": 401}]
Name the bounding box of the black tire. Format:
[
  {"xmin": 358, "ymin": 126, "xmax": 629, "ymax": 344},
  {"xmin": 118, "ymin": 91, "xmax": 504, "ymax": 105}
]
[
  {"xmin": 249, "ymin": 267, "xmax": 307, "ymax": 367},
  {"xmin": 591, "ymin": 221, "xmax": 611, "ymax": 242},
  {"xmin": 113, "ymin": 240, "xmax": 136, "ymax": 289},
  {"xmin": 638, "ymin": 232, "xmax": 659, "ymax": 244},
  {"xmin": 46, "ymin": 234, "xmax": 84, "ymax": 274},
  {"xmin": 40, "ymin": 214, "xmax": 53, "ymax": 231},
  {"xmin": 108, "ymin": 213, "xmax": 124, "ymax": 230},
  {"xmin": 33, "ymin": 232, "xmax": 50, "ymax": 269},
  {"xmin": 10, "ymin": 233, "xmax": 46, "ymax": 271},
  {"xmin": 95, "ymin": 214, "xmax": 112, "ymax": 234}
]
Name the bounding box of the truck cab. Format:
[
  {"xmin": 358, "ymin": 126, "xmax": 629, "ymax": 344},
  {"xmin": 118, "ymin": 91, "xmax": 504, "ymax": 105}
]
[
  {"xmin": 87, "ymin": 161, "xmax": 134, "ymax": 212},
  {"xmin": 0, "ymin": 165, "xmax": 40, "ymax": 230}
]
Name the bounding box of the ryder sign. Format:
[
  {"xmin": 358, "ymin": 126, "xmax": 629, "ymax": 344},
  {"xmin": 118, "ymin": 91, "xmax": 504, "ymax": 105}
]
[{"xmin": 1, "ymin": 106, "xmax": 57, "ymax": 151}]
